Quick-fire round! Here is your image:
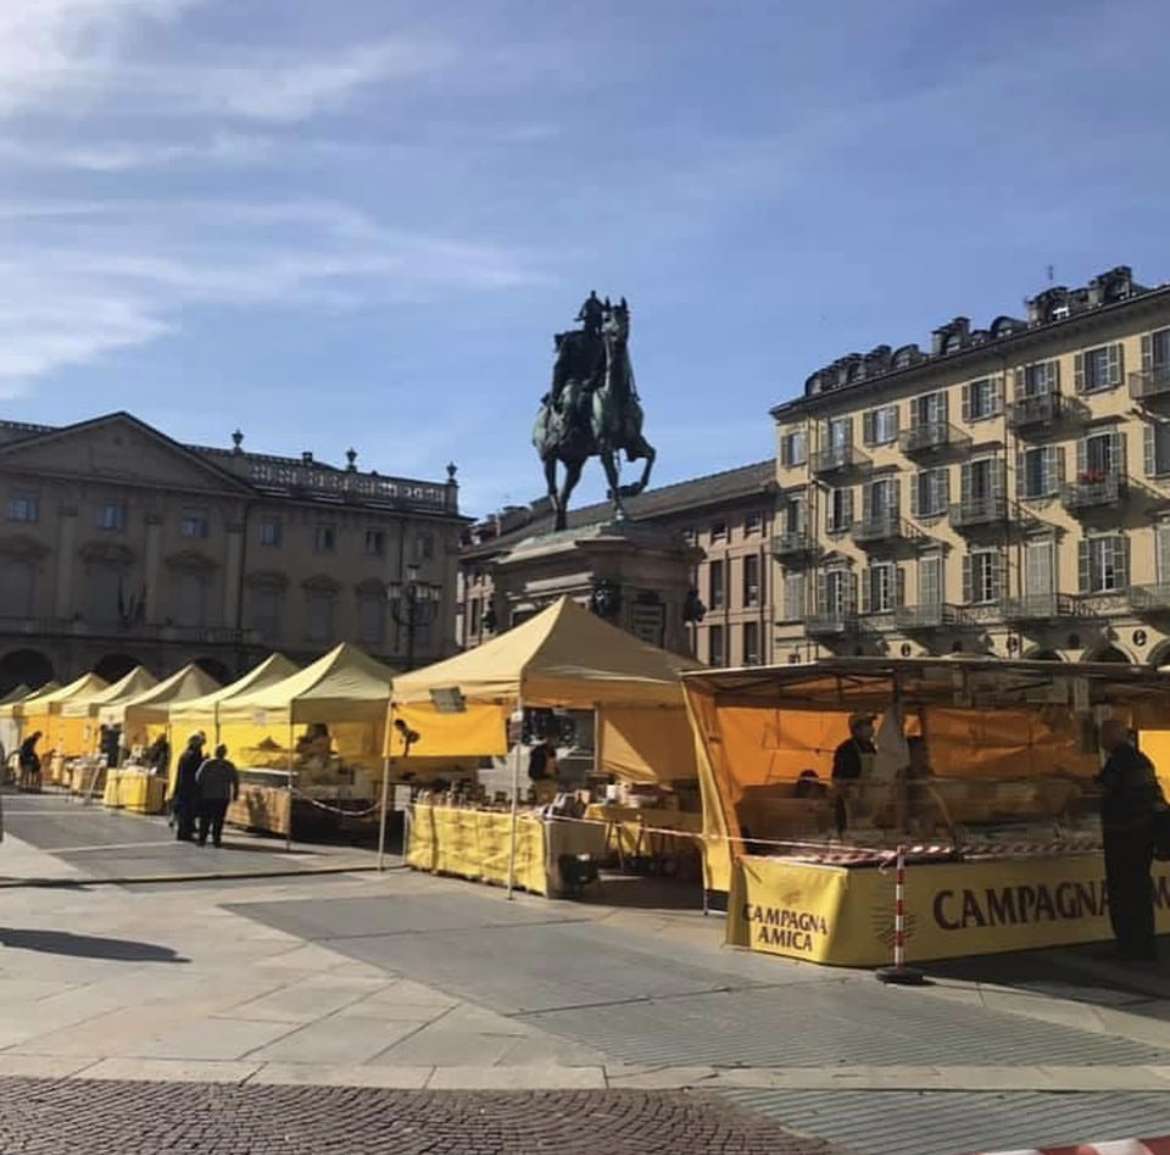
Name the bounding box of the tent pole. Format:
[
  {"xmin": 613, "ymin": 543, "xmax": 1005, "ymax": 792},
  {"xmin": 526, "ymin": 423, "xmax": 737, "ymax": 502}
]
[
  {"xmin": 285, "ymin": 718, "xmax": 294, "ymax": 851},
  {"xmin": 377, "ymin": 705, "xmax": 394, "ymax": 871},
  {"xmin": 507, "ymin": 697, "xmax": 523, "ymax": 900}
]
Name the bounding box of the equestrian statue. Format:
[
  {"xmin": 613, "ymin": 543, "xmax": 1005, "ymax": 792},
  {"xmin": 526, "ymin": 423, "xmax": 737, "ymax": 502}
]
[{"xmin": 532, "ymin": 292, "xmax": 657, "ymax": 531}]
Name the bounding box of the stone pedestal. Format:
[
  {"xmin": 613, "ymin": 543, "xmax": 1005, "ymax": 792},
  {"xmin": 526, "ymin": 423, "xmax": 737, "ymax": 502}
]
[{"xmin": 489, "ymin": 520, "xmax": 701, "ymax": 655}]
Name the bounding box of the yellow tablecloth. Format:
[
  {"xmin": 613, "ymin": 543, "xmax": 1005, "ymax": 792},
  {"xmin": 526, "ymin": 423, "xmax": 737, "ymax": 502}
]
[{"xmin": 102, "ymin": 770, "xmax": 167, "ymax": 814}]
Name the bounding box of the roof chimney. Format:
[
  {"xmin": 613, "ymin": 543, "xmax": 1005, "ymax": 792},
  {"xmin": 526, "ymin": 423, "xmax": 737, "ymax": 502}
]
[{"xmin": 302, "ymin": 451, "xmax": 313, "ymax": 465}]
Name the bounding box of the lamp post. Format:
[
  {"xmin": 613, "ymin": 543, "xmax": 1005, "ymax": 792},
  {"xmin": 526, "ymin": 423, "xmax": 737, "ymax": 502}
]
[{"xmin": 389, "ymin": 563, "xmax": 440, "ymax": 670}]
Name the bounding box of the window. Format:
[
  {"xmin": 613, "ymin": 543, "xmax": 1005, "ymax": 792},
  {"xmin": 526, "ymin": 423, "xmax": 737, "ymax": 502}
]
[
  {"xmin": 1018, "ymin": 361, "xmax": 1058, "ymax": 398},
  {"xmin": 1016, "ymin": 446, "xmax": 1063, "ymax": 499},
  {"xmin": 862, "ymin": 562, "xmax": 901, "ymax": 613},
  {"xmin": 782, "ymin": 496, "xmax": 807, "ymax": 535},
  {"xmin": 862, "ymin": 405, "xmax": 899, "ymax": 446},
  {"xmin": 783, "ymin": 573, "xmax": 805, "ymax": 621},
  {"xmin": 827, "ymin": 417, "xmax": 852, "ymax": 449},
  {"xmin": 963, "ymin": 377, "xmax": 1000, "ymax": 422},
  {"xmin": 780, "ymin": 428, "xmax": 807, "ymax": 467},
  {"xmin": 6, "ymin": 493, "xmax": 38, "ymax": 523},
  {"xmin": 180, "ymin": 511, "xmax": 209, "ymax": 539},
  {"xmin": 87, "ymin": 565, "xmax": 125, "ymax": 624},
  {"xmin": 711, "ymin": 521, "xmax": 727, "ymax": 543},
  {"xmin": 913, "ymin": 468, "xmax": 949, "ymax": 518},
  {"xmin": 97, "ymin": 502, "xmax": 126, "ymax": 531},
  {"xmin": 742, "ymin": 554, "xmax": 761, "ymax": 607},
  {"xmin": 708, "ymin": 625, "xmax": 725, "ymax": 667},
  {"xmin": 1144, "ymin": 328, "xmax": 1170, "ymax": 372},
  {"xmin": 358, "ymin": 594, "xmax": 386, "ymax": 647},
  {"xmin": 817, "ymin": 568, "xmax": 855, "ymax": 617},
  {"xmin": 682, "ymin": 526, "xmax": 696, "ymax": 544},
  {"xmin": 414, "ymin": 531, "xmax": 435, "ymax": 563},
  {"xmin": 1145, "ymin": 422, "xmax": 1170, "ymax": 478},
  {"xmin": 912, "ymin": 391, "xmax": 948, "ymax": 428},
  {"xmin": 964, "ymin": 550, "xmax": 1002, "ymax": 604},
  {"xmin": 709, "ymin": 560, "xmax": 726, "ymax": 609},
  {"xmin": 314, "ymin": 525, "xmax": 336, "ymax": 554},
  {"xmin": 918, "ymin": 555, "xmax": 943, "ymax": 607},
  {"xmin": 743, "ymin": 622, "xmax": 760, "ymax": 666},
  {"xmin": 259, "ymin": 518, "xmax": 282, "ymax": 547},
  {"xmin": 0, "ymin": 559, "xmax": 35, "ymax": 616},
  {"xmin": 173, "ymin": 572, "xmax": 209, "ymax": 628},
  {"xmin": 306, "ymin": 592, "xmax": 335, "ymax": 643},
  {"xmin": 1078, "ymin": 430, "xmax": 1125, "ymax": 482},
  {"xmin": 365, "ymin": 530, "xmax": 385, "ymax": 557},
  {"xmin": 744, "ymin": 511, "xmax": 763, "ymax": 536},
  {"xmin": 862, "ymin": 477, "xmax": 898, "ymax": 523},
  {"xmin": 469, "ymin": 598, "xmax": 481, "ymax": 635},
  {"xmin": 1024, "ymin": 539, "xmax": 1056, "ymax": 596},
  {"xmin": 961, "ymin": 457, "xmax": 1004, "ymax": 504},
  {"xmin": 1075, "ymin": 344, "xmax": 1123, "ymax": 394},
  {"xmin": 250, "ymin": 588, "xmax": 282, "ymax": 643},
  {"xmin": 826, "ymin": 486, "xmax": 853, "ymax": 533},
  {"xmin": 1080, "ymin": 536, "xmax": 1128, "ymax": 594}
]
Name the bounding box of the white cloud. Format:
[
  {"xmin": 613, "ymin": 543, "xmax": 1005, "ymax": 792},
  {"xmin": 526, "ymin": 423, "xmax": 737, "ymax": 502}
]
[{"xmin": 0, "ymin": 197, "xmax": 549, "ymax": 389}]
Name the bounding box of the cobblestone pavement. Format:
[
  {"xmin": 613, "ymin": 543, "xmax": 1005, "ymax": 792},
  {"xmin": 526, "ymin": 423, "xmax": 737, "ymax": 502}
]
[{"xmin": 0, "ymin": 1078, "xmax": 843, "ymax": 1155}]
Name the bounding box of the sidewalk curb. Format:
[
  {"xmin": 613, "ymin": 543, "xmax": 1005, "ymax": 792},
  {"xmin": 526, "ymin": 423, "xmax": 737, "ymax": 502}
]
[{"xmin": 0, "ymin": 863, "xmax": 395, "ymax": 889}]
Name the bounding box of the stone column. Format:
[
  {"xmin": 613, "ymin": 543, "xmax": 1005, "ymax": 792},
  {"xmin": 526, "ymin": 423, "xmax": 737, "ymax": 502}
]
[
  {"xmin": 54, "ymin": 505, "xmax": 78, "ymax": 620},
  {"xmin": 223, "ymin": 520, "xmax": 245, "ymax": 629},
  {"xmin": 144, "ymin": 514, "xmax": 163, "ymax": 623}
]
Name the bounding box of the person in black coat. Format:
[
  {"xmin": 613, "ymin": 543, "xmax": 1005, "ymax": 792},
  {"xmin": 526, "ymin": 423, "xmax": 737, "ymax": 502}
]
[{"xmin": 172, "ymin": 732, "xmax": 206, "ymax": 842}]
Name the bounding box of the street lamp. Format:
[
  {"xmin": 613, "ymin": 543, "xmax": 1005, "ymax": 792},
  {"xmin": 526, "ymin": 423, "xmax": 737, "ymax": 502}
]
[{"xmin": 388, "ymin": 563, "xmax": 441, "ymax": 670}]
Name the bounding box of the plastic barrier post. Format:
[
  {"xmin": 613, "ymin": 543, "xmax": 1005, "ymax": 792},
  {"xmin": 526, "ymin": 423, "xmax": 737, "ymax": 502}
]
[{"xmin": 876, "ymin": 844, "xmax": 926, "ymax": 986}]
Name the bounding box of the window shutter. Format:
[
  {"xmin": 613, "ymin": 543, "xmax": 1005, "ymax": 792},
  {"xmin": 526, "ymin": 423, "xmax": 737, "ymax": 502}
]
[
  {"xmin": 1157, "ymin": 526, "xmax": 1170, "ymax": 584},
  {"xmin": 860, "ymin": 569, "xmax": 871, "ymax": 614},
  {"xmin": 1015, "ymin": 450, "xmax": 1025, "ymax": 498},
  {"xmin": 939, "ymin": 391, "xmax": 949, "ymax": 423},
  {"xmin": 940, "ymin": 468, "xmax": 951, "ymax": 510},
  {"xmin": 1145, "ymin": 424, "xmax": 1156, "ymax": 478},
  {"xmin": 1044, "ymin": 446, "xmax": 1061, "ymax": 494},
  {"xmin": 889, "ymin": 477, "xmax": 900, "ymax": 516},
  {"xmin": 889, "ymin": 406, "xmax": 900, "ymax": 439},
  {"xmin": 990, "ymin": 374, "xmax": 1002, "ymax": 414},
  {"xmin": 842, "ymin": 487, "xmax": 853, "ymax": 528},
  {"xmin": 780, "ymin": 435, "xmax": 791, "ymax": 468},
  {"xmin": 862, "ymin": 411, "xmax": 875, "ymax": 446},
  {"xmin": 961, "ymin": 383, "xmax": 971, "ymax": 424},
  {"xmin": 847, "ymin": 572, "xmax": 858, "ymax": 614},
  {"xmin": 961, "ymin": 555, "xmax": 972, "ymax": 604},
  {"xmin": 1074, "ymin": 353, "xmax": 1085, "ymax": 394},
  {"xmin": 1014, "ymin": 367, "xmax": 1025, "ymax": 399},
  {"xmin": 991, "ymin": 458, "xmax": 1005, "ymax": 499},
  {"xmin": 1143, "ymin": 334, "xmax": 1153, "ymax": 372},
  {"xmin": 960, "ymin": 462, "xmax": 973, "ymax": 503},
  {"xmin": 1108, "ymin": 343, "xmax": 1123, "ymax": 387},
  {"xmin": 1048, "ymin": 360, "xmax": 1059, "ymax": 394},
  {"xmin": 1076, "ymin": 438, "xmax": 1087, "ymax": 479},
  {"xmin": 1078, "ymin": 540, "xmax": 1090, "ymax": 593},
  {"xmin": 991, "ymin": 550, "xmax": 1005, "ymax": 601},
  {"xmin": 861, "ymin": 483, "xmax": 873, "ymax": 523},
  {"xmin": 841, "ymin": 417, "xmax": 853, "ymax": 447},
  {"xmin": 1114, "ymin": 430, "xmax": 1127, "ymax": 477},
  {"xmin": 910, "ymin": 473, "xmax": 920, "ymax": 517},
  {"xmin": 1117, "ymin": 535, "xmax": 1130, "ymax": 590},
  {"xmin": 895, "ymin": 566, "xmax": 906, "ymax": 608}
]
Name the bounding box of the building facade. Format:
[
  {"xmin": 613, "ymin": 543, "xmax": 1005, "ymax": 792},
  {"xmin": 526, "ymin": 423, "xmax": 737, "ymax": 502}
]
[
  {"xmin": 771, "ymin": 264, "xmax": 1170, "ymax": 666},
  {"xmin": 459, "ymin": 461, "xmax": 778, "ymax": 666},
  {"xmin": 0, "ymin": 411, "xmax": 466, "ymax": 692}
]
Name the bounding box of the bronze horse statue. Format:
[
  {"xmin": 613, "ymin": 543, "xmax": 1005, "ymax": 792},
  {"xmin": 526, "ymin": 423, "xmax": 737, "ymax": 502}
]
[{"xmin": 532, "ymin": 295, "xmax": 656, "ymax": 531}]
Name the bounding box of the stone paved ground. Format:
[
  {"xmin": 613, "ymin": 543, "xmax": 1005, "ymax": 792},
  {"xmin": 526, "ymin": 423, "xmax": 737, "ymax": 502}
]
[{"xmin": 0, "ymin": 1079, "xmax": 843, "ymax": 1155}]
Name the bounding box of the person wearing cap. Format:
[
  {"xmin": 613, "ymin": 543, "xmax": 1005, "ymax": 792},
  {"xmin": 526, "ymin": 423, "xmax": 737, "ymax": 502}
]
[{"xmin": 831, "ymin": 713, "xmax": 877, "ymax": 836}]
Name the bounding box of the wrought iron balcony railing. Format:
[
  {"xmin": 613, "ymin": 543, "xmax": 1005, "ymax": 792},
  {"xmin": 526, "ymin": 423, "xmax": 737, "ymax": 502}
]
[
  {"xmin": 898, "ymin": 422, "xmax": 971, "ymax": 457},
  {"xmin": 805, "ymin": 612, "xmax": 858, "ymax": 637},
  {"xmin": 893, "ymin": 603, "xmax": 960, "ymax": 630},
  {"xmin": 1129, "ymin": 366, "xmax": 1170, "ymax": 403},
  {"xmin": 810, "ymin": 444, "xmax": 870, "ymax": 476},
  {"xmin": 1061, "ymin": 473, "xmax": 1126, "ymax": 513},
  {"xmin": 770, "ymin": 530, "xmax": 815, "ymax": 559},
  {"xmin": 949, "ymin": 494, "xmax": 1008, "ymax": 530},
  {"xmin": 852, "ymin": 512, "xmax": 907, "ymax": 546},
  {"xmin": 999, "ymin": 593, "xmax": 1075, "ymax": 623},
  {"xmin": 1128, "ymin": 583, "xmax": 1170, "ymax": 613}
]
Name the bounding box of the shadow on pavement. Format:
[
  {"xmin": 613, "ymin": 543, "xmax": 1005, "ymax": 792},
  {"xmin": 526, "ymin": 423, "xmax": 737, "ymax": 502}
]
[
  {"xmin": 576, "ymin": 873, "xmax": 704, "ymax": 911},
  {"xmin": 0, "ymin": 928, "xmax": 188, "ymax": 962}
]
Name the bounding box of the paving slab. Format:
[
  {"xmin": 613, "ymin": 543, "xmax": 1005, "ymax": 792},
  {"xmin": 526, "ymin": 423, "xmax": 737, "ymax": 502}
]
[
  {"xmin": 246, "ymin": 1014, "xmax": 425, "ymax": 1064},
  {"xmin": 251, "ymin": 1062, "xmax": 434, "ymax": 1088},
  {"xmin": 426, "ymin": 1064, "xmax": 607, "ymax": 1089},
  {"xmin": 80, "ymin": 1058, "xmax": 262, "ymax": 1083}
]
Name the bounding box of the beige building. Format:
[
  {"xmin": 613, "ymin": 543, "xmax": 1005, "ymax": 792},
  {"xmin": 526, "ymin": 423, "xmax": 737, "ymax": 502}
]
[
  {"xmin": 0, "ymin": 411, "xmax": 466, "ymax": 692},
  {"xmin": 772, "ymin": 264, "xmax": 1170, "ymax": 665},
  {"xmin": 460, "ymin": 461, "xmax": 778, "ymax": 666}
]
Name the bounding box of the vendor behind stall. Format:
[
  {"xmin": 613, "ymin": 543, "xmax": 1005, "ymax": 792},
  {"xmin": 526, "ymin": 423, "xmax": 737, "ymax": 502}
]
[
  {"xmin": 528, "ymin": 736, "xmax": 558, "ymax": 804},
  {"xmin": 831, "ymin": 712, "xmax": 876, "ymax": 836}
]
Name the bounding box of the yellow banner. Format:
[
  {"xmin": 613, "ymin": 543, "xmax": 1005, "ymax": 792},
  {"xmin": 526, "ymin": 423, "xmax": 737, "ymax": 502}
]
[{"xmin": 728, "ymin": 853, "xmax": 1170, "ymax": 967}]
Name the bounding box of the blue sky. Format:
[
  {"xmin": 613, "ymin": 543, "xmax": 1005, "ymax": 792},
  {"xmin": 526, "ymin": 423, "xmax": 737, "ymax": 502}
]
[{"xmin": 3, "ymin": 0, "xmax": 1170, "ymax": 516}]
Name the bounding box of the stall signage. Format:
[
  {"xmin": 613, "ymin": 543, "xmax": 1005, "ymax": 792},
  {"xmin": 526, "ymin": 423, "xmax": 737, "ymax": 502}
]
[{"xmin": 741, "ymin": 903, "xmax": 829, "ymax": 954}]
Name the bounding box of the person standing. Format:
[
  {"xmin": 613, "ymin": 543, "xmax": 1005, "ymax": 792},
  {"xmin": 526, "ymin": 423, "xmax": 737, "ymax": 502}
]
[
  {"xmin": 1097, "ymin": 719, "xmax": 1165, "ymax": 964},
  {"xmin": 195, "ymin": 744, "xmax": 239, "ymax": 848},
  {"xmin": 831, "ymin": 713, "xmax": 877, "ymax": 837},
  {"xmin": 18, "ymin": 731, "xmax": 42, "ymax": 792},
  {"xmin": 172, "ymin": 732, "xmax": 205, "ymax": 842},
  {"xmin": 527, "ymin": 736, "xmax": 559, "ymax": 804}
]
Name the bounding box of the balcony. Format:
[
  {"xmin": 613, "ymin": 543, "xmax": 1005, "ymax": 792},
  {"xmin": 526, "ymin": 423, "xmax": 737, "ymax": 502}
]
[
  {"xmin": 898, "ymin": 422, "xmax": 971, "ymax": 458},
  {"xmin": 770, "ymin": 530, "xmax": 815, "ymax": 560},
  {"xmin": 852, "ymin": 512, "xmax": 910, "ymax": 548},
  {"xmin": 1129, "ymin": 366, "xmax": 1170, "ymax": 403},
  {"xmin": 894, "ymin": 604, "xmax": 960, "ymax": 631},
  {"xmin": 805, "ymin": 612, "xmax": 858, "ymax": 638},
  {"xmin": 999, "ymin": 593, "xmax": 1075, "ymax": 623},
  {"xmin": 949, "ymin": 494, "xmax": 1008, "ymax": 531},
  {"xmin": 811, "ymin": 444, "xmax": 870, "ymax": 477},
  {"xmin": 1061, "ymin": 473, "xmax": 1126, "ymax": 514},
  {"xmin": 1128, "ymin": 584, "xmax": 1170, "ymax": 613}
]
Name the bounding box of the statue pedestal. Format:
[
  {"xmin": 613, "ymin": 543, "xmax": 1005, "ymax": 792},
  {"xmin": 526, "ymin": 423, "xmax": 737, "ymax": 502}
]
[{"xmin": 489, "ymin": 520, "xmax": 701, "ymax": 655}]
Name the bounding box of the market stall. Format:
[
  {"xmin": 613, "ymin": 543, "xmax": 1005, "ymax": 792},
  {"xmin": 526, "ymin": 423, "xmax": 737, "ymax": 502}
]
[
  {"xmin": 0, "ymin": 682, "xmax": 56, "ymax": 767},
  {"xmin": 215, "ymin": 643, "xmax": 396, "ymax": 838},
  {"xmin": 17, "ymin": 673, "xmax": 109, "ymax": 783},
  {"xmin": 683, "ymin": 658, "xmax": 1170, "ymax": 965},
  {"xmin": 389, "ymin": 596, "xmax": 702, "ymax": 897}
]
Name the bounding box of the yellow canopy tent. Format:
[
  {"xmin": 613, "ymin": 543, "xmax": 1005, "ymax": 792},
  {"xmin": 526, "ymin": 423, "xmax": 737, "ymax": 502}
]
[
  {"xmin": 387, "ymin": 596, "xmax": 700, "ymax": 783},
  {"xmin": 0, "ymin": 682, "xmax": 58, "ymax": 756},
  {"xmin": 98, "ymin": 662, "xmax": 221, "ymax": 751},
  {"xmin": 57, "ymin": 666, "xmax": 157, "ymax": 758},
  {"xmin": 0, "ymin": 684, "xmax": 31, "ymax": 707},
  {"xmin": 19, "ymin": 672, "xmax": 109, "ymax": 757},
  {"xmin": 217, "ymin": 643, "xmax": 395, "ymax": 770},
  {"xmin": 165, "ymin": 653, "xmax": 300, "ymax": 796}
]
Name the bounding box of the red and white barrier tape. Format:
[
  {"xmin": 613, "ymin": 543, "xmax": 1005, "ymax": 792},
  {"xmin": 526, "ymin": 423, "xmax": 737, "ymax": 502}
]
[{"xmin": 974, "ymin": 1137, "xmax": 1170, "ymax": 1155}]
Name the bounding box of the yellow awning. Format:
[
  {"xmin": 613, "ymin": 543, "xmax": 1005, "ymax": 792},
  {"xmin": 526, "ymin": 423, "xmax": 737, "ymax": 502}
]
[
  {"xmin": 59, "ymin": 666, "xmax": 157, "ymax": 718},
  {"xmin": 100, "ymin": 662, "xmax": 221, "ymax": 729},
  {"xmin": 13, "ymin": 672, "xmax": 108, "ymax": 718},
  {"xmin": 169, "ymin": 653, "xmax": 300, "ymax": 727}
]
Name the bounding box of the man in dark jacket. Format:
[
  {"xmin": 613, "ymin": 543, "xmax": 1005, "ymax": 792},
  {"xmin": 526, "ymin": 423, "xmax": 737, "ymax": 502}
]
[
  {"xmin": 172, "ymin": 732, "xmax": 205, "ymax": 842},
  {"xmin": 1097, "ymin": 719, "xmax": 1165, "ymax": 963},
  {"xmin": 195, "ymin": 744, "xmax": 239, "ymax": 848},
  {"xmin": 831, "ymin": 713, "xmax": 877, "ymax": 836}
]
